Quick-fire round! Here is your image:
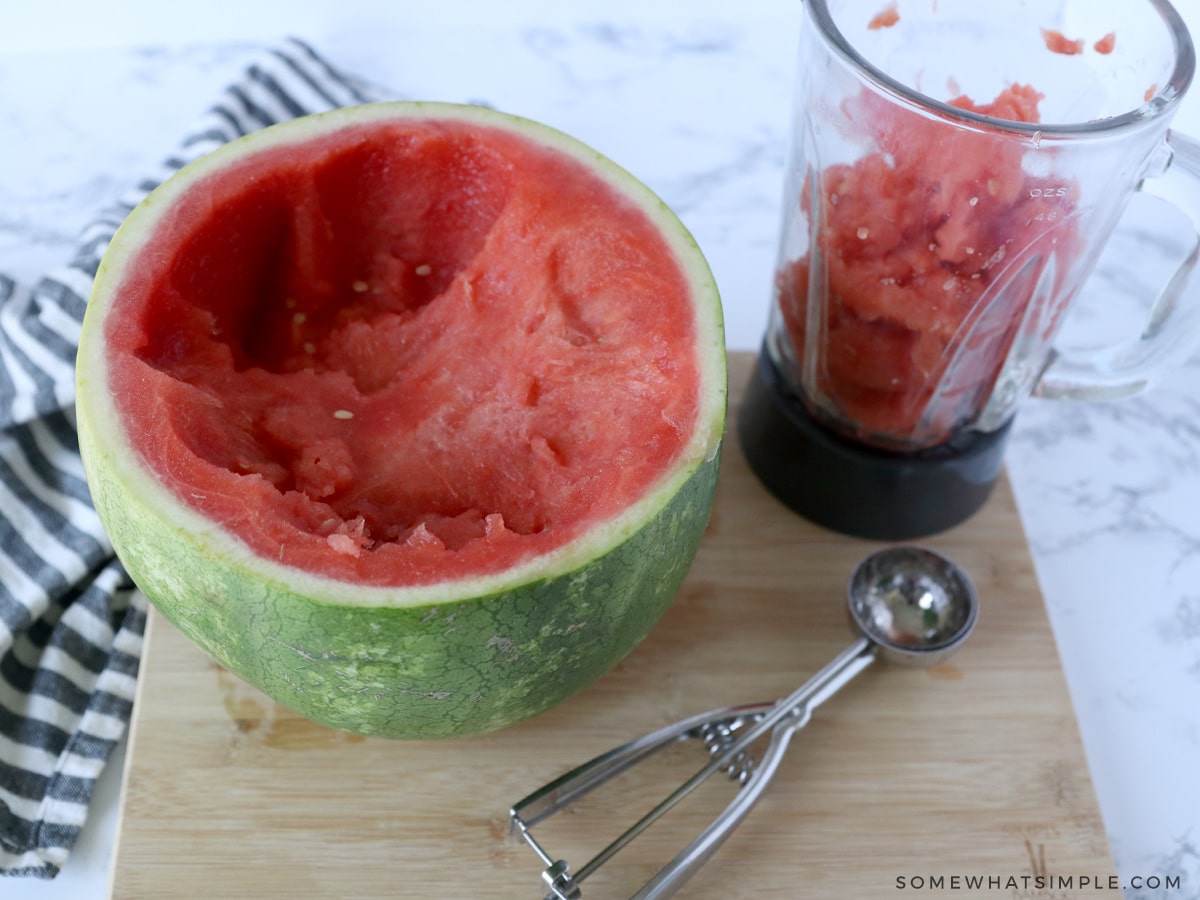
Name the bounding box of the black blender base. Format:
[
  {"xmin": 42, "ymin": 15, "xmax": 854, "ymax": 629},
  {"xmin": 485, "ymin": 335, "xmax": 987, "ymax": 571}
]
[{"xmin": 738, "ymin": 351, "xmax": 1011, "ymax": 541}]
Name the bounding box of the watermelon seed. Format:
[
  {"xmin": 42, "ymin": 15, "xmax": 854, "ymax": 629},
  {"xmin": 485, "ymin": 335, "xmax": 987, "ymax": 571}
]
[
  {"xmin": 415, "ymin": 264, "xmax": 432, "ymax": 276},
  {"xmin": 352, "ymin": 280, "xmax": 369, "ymax": 292},
  {"xmin": 333, "ymin": 409, "xmax": 355, "ymax": 420}
]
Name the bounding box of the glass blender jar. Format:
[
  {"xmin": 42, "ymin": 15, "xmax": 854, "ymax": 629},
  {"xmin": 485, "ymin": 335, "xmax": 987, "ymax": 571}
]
[{"xmin": 741, "ymin": 0, "xmax": 1200, "ymax": 538}]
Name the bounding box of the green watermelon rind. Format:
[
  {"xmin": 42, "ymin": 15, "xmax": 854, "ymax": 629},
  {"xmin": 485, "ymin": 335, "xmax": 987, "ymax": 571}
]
[
  {"xmin": 75, "ymin": 101, "xmax": 727, "ymax": 739},
  {"xmin": 82, "ymin": 431, "xmax": 720, "ymax": 738}
]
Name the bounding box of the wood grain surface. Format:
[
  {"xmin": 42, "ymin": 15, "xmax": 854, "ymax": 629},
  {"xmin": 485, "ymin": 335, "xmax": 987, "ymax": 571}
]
[{"xmin": 108, "ymin": 353, "xmax": 1114, "ymax": 899}]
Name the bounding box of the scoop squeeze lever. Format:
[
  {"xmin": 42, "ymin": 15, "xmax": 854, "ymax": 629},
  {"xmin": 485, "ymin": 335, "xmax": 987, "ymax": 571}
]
[{"xmin": 507, "ymin": 545, "xmax": 978, "ymax": 899}]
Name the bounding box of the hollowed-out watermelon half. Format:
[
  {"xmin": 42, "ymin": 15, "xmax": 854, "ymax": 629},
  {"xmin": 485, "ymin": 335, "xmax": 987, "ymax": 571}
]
[{"xmin": 76, "ymin": 101, "xmax": 726, "ymax": 739}]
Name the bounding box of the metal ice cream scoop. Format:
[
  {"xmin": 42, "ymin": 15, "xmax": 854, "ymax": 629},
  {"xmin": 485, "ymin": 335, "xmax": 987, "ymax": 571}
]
[{"xmin": 509, "ymin": 545, "xmax": 979, "ymax": 900}]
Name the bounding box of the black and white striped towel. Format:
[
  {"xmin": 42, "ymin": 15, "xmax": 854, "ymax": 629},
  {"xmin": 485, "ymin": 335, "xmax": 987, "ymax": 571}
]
[{"xmin": 0, "ymin": 38, "xmax": 384, "ymax": 878}]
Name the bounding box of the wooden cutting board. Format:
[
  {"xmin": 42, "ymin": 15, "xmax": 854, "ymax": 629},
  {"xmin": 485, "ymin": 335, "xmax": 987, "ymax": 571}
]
[{"xmin": 108, "ymin": 353, "xmax": 1114, "ymax": 899}]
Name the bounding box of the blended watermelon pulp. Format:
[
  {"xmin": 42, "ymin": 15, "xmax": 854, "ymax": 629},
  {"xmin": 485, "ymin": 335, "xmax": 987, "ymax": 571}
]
[
  {"xmin": 777, "ymin": 85, "xmax": 1080, "ymax": 449},
  {"xmin": 105, "ymin": 118, "xmax": 701, "ymax": 587}
]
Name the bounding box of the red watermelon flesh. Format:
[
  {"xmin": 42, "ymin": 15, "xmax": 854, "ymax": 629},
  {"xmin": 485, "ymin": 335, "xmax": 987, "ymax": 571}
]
[{"xmin": 105, "ymin": 119, "xmax": 700, "ymax": 587}]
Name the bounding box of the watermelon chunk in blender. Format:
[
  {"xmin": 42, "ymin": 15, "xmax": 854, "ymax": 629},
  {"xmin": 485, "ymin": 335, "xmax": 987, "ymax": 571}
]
[{"xmin": 741, "ymin": 81, "xmax": 1084, "ymax": 539}]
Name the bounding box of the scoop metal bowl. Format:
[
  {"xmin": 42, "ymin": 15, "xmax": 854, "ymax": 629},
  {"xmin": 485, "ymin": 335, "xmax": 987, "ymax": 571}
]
[
  {"xmin": 848, "ymin": 544, "xmax": 978, "ymax": 666},
  {"xmin": 509, "ymin": 545, "xmax": 979, "ymax": 900}
]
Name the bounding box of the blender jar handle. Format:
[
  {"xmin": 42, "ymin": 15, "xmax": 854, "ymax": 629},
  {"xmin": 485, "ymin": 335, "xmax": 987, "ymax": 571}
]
[{"xmin": 1033, "ymin": 130, "xmax": 1200, "ymax": 401}]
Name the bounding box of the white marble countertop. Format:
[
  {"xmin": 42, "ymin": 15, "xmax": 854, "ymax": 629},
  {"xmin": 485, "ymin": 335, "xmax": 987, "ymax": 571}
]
[{"xmin": 3, "ymin": 2, "xmax": 1199, "ymax": 898}]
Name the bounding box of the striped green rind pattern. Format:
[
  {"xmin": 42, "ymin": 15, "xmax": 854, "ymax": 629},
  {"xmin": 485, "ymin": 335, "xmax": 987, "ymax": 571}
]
[{"xmin": 81, "ymin": 425, "xmax": 720, "ymax": 738}]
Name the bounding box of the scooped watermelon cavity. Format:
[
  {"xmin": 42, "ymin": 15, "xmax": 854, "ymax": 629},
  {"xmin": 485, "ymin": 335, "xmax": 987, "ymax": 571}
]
[{"xmin": 76, "ymin": 102, "xmax": 726, "ymax": 739}]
